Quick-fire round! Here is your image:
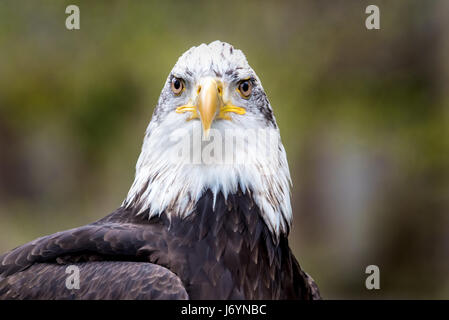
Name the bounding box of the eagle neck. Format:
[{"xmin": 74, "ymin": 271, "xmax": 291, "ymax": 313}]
[{"xmin": 151, "ymin": 189, "xmax": 302, "ymax": 299}]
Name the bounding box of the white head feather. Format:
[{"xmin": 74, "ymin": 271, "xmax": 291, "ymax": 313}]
[{"xmin": 124, "ymin": 41, "xmax": 292, "ymax": 240}]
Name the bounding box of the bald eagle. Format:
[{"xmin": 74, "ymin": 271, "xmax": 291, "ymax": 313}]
[{"xmin": 0, "ymin": 41, "xmax": 320, "ymax": 300}]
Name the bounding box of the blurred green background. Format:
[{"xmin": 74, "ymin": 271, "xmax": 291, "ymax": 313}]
[{"xmin": 0, "ymin": 0, "xmax": 448, "ymax": 298}]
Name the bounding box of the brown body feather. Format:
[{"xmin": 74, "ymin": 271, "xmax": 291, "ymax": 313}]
[{"xmin": 0, "ymin": 189, "xmax": 320, "ymax": 300}]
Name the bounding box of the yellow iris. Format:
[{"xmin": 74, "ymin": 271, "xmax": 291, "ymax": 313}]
[{"xmin": 175, "ymin": 78, "xmax": 246, "ymax": 138}]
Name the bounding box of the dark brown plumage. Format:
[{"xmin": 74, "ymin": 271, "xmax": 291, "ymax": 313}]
[
  {"xmin": 0, "ymin": 189, "xmax": 321, "ymax": 300},
  {"xmin": 0, "ymin": 41, "xmax": 321, "ymax": 300}
]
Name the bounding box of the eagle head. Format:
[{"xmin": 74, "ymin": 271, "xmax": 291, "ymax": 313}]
[{"xmin": 124, "ymin": 41, "xmax": 292, "ymax": 241}]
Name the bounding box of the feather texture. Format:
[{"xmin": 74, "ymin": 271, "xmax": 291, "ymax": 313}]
[{"xmin": 0, "ymin": 190, "xmax": 320, "ymax": 300}]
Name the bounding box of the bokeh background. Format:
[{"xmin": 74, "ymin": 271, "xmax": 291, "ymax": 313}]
[{"xmin": 0, "ymin": 0, "xmax": 448, "ymax": 299}]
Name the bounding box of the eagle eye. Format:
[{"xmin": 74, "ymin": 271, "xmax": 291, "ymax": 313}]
[
  {"xmin": 171, "ymin": 77, "xmax": 184, "ymax": 95},
  {"xmin": 237, "ymin": 80, "xmax": 252, "ymax": 98}
]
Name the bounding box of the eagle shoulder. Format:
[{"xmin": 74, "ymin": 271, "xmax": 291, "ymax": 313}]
[{"xmin": 0, "ymin": 207, "xmax": 188, "ymax": 300}]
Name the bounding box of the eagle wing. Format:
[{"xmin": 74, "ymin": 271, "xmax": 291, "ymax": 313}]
[
  {"xmin": 0, "ymin": 261, "xmax": 187, "ymax": 300},
  {"xmin": 0, "ymin": 220, "xmax": 188, "ymax": 300},
  {"xmin": 302, "ymin": 271, "xmax": 322, "ymax": 300}
]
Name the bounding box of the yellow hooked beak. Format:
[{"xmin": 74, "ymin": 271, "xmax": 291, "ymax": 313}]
[
  {"xmin": 176, "ymin": 78, "xmax": 246, "ymax": 139},
  {"xmin": 197, "ymin": 78, "xmax": 219, "ymax": 138}
]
